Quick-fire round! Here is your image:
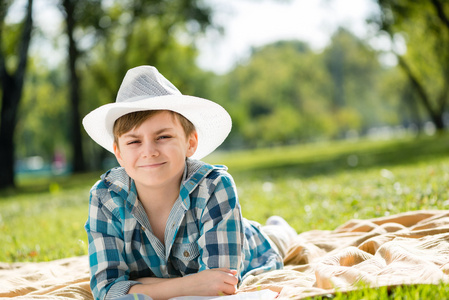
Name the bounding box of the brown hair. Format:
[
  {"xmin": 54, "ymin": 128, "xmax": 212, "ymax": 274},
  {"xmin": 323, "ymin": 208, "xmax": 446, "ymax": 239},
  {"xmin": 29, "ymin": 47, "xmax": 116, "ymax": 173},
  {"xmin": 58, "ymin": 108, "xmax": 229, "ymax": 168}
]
[{"xmin": 113, "ymin": 110, "xmax": 196, "ymax": 146}]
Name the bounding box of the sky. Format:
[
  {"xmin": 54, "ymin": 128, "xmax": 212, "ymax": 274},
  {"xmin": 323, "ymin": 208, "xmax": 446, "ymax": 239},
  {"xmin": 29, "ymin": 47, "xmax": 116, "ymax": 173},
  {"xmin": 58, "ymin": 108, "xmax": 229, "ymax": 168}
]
[
  {"xmin": 8, "ymin": 0, "xmax": 382, "ymax": 74},
  {"xmin": 196, "ymin": 0, "xmax": 381, "ymax": 73}
]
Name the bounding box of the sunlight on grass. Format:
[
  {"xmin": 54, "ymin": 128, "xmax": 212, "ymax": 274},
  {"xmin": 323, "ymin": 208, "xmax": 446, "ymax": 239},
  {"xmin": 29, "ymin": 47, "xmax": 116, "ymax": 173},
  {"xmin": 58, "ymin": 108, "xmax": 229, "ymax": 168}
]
[
  {"xmin": 306, "ymin": 282, "xmax": 449, "ymax": 300},
  {"xmin": 237, "ymin": 157, "xmax": 449, "ymax": 231},
  {"xmin": 0, "ymin": 182, "xmax": 94, "ymax": 262}
]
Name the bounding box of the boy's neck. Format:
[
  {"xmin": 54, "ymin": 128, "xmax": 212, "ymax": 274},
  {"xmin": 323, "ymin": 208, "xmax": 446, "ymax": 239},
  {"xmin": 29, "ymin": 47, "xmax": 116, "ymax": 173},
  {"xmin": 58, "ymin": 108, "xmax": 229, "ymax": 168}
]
[
  {"xmin": 136, "ymin": 181, "xmax": 181, "ymax": 246},
  {"xmin": 136, "ymin": 182, "xmax": 180, "ymax": 209}
]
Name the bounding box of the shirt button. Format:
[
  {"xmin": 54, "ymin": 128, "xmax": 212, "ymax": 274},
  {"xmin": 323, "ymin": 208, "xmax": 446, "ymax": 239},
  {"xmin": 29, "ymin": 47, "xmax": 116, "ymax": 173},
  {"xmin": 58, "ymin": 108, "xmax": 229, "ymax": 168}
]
[{"xmin": 183, "ymin": 250, "xmax": 189, "ymax": 257}]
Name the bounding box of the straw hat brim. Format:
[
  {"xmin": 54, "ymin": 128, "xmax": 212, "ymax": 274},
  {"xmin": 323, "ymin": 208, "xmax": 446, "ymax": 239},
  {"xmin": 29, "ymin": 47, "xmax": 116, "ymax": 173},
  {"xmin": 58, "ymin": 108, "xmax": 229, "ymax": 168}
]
[{"xmin": 82, "ymin": 94, "xmax": 232, "ymax": 160}]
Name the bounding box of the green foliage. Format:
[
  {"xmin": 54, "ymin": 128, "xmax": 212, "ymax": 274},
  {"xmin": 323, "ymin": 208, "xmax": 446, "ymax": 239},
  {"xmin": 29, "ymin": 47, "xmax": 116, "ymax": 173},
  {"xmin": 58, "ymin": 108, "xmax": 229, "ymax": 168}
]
[
  {"xmin": 15, "ymin": 59, "xmax": 69, "ymax": 160},
  {"xmin": 2, "ymin": 22, "xmax": 22, "ymax": 70},
  {"xmin": 323, "ymin": 28, "xmax": 390, "ymax": 129},
  {"xmin": 374, "ymin": 0, "xmax": 449, "ymax": 129},
  {"xmin": 394, "ymin": 1, "xmax": 449, "ymax": 99},
  {"xmin": 216, "ymin": 32, "xmax": 404, "ymax": 148}
]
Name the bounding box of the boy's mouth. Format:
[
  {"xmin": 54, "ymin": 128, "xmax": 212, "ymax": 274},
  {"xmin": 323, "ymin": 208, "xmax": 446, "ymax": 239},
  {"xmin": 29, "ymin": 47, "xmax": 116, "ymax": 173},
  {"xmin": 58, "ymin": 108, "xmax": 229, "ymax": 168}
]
[{"xmin": 139, "ymin": 162, "xmax": 166, "ymax": 169}]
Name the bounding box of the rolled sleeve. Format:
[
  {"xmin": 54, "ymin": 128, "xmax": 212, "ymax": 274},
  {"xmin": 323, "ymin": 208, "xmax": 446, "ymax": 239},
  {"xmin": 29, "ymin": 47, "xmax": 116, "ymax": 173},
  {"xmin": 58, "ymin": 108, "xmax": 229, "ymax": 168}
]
[{"xmin": 105, "ymin": 280, "xmax": 142, "ymax": 300}]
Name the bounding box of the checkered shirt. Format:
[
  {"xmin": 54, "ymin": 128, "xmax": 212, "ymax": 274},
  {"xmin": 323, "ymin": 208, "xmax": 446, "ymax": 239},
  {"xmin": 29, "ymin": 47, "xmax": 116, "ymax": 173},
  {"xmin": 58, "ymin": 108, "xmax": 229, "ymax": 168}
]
[{"xmin": 85, "ymin": 159, "xmax": 283, "ymax": 300}]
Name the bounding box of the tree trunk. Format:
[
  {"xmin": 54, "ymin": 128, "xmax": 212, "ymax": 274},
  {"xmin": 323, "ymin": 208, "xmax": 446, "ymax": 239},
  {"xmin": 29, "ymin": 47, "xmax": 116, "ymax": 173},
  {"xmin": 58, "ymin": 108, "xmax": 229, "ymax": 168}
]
[
  {"xmin": 400, "ymin": 83, "xmax": 423, "ymax": 132},
  {"xmin": 397, "ymin": 55, "xmax": 446, "ymax": 130},
  {"xmin": 0, "ymin": 72, "xmax": 20, "ymax": 188},
  {"xmin": 62, "ymin": 0, "xmax": 85, "ymax": 172},
  {"xmin": 0, "ymin": 0, "xmax": 33, "ymax": 189},
  {"xmin": 430, "ymin": 0, "xmax": 449, "ymax": 31}
]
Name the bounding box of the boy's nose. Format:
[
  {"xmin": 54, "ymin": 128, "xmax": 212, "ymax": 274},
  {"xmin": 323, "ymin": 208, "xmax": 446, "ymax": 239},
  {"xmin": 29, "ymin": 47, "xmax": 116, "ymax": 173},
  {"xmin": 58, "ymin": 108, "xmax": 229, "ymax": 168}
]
[{"xmin": 142, "ymin": 141, "xmax": 159, "ymax": 157}]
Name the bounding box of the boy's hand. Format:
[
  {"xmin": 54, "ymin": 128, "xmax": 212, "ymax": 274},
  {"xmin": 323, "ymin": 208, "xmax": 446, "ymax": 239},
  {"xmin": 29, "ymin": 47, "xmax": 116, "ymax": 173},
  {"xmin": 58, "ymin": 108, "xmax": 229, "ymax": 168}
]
[
  {"xmin": 130, "ymin": 268, "xmax": 239, "ymax": 299},
  {"xmin": 187, "ymin": 268, "xmax": 238, "ymax": 296}
]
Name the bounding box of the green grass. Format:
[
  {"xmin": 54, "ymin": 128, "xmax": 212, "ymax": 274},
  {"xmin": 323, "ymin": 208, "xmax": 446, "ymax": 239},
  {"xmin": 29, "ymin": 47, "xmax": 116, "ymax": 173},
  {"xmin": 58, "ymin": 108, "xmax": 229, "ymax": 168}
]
[
  {"xmin": 1, "ymin": 134, "xmax": 449, "ymax": 298},
  {"xmin": 308, "ymin": 283, "xmax": 449, "ymax": 299},
  {"xmin": 206, "ymin": 134, "xmax": 449, "ymax": 230},
  {"xmin": 0, "ymin": 173, "xmax": 99, "ymax": 262}
]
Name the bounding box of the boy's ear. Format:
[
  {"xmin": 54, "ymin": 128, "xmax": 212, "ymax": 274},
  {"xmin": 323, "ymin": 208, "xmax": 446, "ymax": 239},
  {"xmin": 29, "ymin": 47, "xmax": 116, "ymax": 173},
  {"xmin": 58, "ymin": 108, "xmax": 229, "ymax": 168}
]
[
  {"xmin": 113, "ymin": 143, "xmax": 124, "ymax": 166},
  {"xmin": 186, "ymin": 131, "xmax": 198, "ymax": 158}
]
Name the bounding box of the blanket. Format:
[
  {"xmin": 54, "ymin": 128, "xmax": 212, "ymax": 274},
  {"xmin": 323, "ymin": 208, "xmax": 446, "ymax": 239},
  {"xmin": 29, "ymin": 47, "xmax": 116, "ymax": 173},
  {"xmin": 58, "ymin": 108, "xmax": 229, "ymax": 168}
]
[{"xmin": 2, "ymin": 210, "xmax": 449, "ymax": 299}]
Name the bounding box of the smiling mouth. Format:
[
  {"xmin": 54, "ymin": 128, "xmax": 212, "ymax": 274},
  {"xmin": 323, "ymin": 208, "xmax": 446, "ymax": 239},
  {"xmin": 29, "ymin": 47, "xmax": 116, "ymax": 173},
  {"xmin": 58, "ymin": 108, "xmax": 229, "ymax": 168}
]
[{"xmin": 139, "ymin": 162, "xmax": 166, "ymax": 168}]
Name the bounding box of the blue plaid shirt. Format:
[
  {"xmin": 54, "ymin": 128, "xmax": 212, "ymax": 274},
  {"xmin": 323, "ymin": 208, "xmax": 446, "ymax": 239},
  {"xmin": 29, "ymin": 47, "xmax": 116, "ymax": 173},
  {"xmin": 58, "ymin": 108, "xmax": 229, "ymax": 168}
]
[{"xmin": 85, "ymin": 159, "xmax": 283, "ymax": 300}]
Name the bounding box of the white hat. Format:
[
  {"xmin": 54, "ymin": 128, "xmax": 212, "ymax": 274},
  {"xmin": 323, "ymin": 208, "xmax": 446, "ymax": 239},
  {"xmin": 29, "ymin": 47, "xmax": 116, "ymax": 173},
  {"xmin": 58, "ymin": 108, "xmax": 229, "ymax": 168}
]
[{"xmin": 82, "ymin": 66, "xmax": 232, "ymax": 160}]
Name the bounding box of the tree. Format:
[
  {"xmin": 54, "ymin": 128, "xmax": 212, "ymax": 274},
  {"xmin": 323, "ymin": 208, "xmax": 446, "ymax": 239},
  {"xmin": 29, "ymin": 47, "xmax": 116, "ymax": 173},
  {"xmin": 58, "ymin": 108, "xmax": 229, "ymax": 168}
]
[
  {"xmin": 0, "ymin": 0, "xmax": 34, "ymax": 189},
  {"xmin": 220, "ymin": 34, "xmax": 395, "ymax": 148},
  {"xmin": 58, "ymin": 0, "xmax": 104, "ymax": 172},
  {"xmin": 322, "ymin": 28, "xmax": 387, "ymax": 135},
  {"xmin": 222, "ymin": 41, "xmax": 335, "ymax": 147},
  {"xmin": 16, "ymin": 60, "xmax": 69, "ymax": 163},
  {"xmin": 374, "ymin": 0, "xmax": 449, "ymax": 131}
]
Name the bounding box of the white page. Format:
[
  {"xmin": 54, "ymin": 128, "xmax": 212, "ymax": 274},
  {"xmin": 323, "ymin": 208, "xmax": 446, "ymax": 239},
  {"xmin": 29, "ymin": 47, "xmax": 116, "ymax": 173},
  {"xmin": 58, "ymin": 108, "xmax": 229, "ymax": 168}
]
[{"xmin": 169, "ymin": 289, "xmax": 278, "ymax": 300}]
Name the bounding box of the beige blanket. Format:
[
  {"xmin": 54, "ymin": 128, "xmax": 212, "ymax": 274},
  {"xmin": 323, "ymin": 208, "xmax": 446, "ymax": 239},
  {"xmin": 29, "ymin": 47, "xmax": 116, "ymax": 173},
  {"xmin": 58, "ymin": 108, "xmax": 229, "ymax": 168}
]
[{"xmin": 2, "ymin": 210, "xmax": 449, "ymax": 299}]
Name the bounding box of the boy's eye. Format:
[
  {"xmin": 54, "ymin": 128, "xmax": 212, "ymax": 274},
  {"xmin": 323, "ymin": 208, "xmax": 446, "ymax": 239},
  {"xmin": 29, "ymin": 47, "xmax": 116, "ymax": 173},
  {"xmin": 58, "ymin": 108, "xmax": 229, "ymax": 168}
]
[
  {"xmin": 157, "ymin": 135, "xmax": 172, "ymax": 140},
  {"xmin": 126, "ymin": 140, "xmax": 140, "ymax": 145}
]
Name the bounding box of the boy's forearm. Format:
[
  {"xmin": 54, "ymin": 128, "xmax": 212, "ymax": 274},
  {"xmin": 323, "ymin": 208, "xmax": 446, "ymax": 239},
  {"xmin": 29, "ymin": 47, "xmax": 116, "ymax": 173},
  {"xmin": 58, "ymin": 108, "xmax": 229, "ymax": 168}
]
[
  {"xmin": 128, "ymin": 269, "xmax": 238, "ymax": 299},
  {"xmin": 128, "ymin": 276, "xmax": 187, "ymax": 300}
]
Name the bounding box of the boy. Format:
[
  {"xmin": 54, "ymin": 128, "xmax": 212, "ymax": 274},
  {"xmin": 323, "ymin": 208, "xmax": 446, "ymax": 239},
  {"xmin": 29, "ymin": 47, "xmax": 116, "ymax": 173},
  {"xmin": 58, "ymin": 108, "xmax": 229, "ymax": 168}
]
[{"xmin": 83, "ymin": 66, "xmax": 296, "ymax": 300}]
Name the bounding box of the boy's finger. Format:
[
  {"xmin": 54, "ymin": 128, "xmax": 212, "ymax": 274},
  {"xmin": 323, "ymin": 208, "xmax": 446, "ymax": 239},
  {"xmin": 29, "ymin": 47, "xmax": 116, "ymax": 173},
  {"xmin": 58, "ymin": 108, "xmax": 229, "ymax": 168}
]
[
  {"xmin": 220, "ymin": 282, "xmax": 237, "ymax": 295},
  {"xmin": 211, "ymin": 268, "xmax": 234, "ymax": 274},
  {"xmin": 224, "ymin": 273, "xmax": 239, "ymax": 285}
]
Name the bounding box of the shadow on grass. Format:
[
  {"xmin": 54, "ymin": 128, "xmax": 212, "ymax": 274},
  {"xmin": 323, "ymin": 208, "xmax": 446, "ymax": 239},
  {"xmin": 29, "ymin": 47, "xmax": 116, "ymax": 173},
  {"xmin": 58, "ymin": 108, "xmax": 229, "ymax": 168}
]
[
  {"xmin": 232, "ymin": 135, "xmax": 449, "ymax": 180},
  {"xmin": 2, "ymin": 171, "xmax": 102, "ymax": 199}
]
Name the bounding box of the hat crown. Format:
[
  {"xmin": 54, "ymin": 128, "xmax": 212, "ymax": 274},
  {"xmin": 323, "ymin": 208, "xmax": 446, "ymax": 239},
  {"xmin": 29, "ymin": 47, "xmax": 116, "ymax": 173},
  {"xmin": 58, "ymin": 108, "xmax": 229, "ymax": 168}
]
[{"xmin": 116, "ymin": 66, "xmax": 182, "ymax": 103}]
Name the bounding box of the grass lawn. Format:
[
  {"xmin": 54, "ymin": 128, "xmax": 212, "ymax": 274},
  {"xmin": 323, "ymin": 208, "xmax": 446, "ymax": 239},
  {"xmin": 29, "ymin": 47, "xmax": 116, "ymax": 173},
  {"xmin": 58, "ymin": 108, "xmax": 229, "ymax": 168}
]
[{"xmin": 1, "ymin": 134, "xmax": 449, "ymax": 298}]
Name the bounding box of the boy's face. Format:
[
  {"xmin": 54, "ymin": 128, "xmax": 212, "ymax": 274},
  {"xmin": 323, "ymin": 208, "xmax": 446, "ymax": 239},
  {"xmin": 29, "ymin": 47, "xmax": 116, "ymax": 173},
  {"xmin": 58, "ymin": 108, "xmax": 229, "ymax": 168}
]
[{"xmin": 113, "ymin": 111, "xmax": 198, "ymax": 192}]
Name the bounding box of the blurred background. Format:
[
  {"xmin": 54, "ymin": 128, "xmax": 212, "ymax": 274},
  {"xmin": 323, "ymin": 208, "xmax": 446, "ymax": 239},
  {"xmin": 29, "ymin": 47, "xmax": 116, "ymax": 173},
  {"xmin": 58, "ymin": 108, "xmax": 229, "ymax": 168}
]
[{"xmin": 1, "ymin": 0, "xmax": 448, "ymax": 189}]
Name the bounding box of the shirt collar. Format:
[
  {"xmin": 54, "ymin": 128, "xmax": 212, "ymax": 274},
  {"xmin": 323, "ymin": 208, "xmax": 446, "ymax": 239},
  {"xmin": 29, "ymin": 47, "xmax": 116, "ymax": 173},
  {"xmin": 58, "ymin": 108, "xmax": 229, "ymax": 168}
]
[
  {"xmin": 179, "ymin": 158, "xmax": 227, "ymax": 209},
  {"xmin": 102, "ymin": 167, "xmax": 133, "ymax": 195}
]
